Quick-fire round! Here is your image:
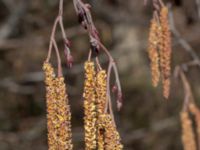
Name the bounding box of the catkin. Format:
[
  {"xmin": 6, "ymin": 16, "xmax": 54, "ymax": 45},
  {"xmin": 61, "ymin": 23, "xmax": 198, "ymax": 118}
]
[
  {"xmin": 159, "ymin": 6, "xmax": 172, "ymax": 99},
  {"xmin": 43, "ymin": 62, "xmax": 58, "ymax": 150},
  {"xmin": 148, "ymin": 18, "xmax": 160, "ymax": 87},
  {"xmin": 180, "ymin": 111, "xmax": 197, "ymax": 150},
  {"xmin": 96, "ymin": 70, "xmax": 107, "ymax": 150},
  {"xmin": 190, "ymin": 103, "xmax": 200, "ymax": 146},
  {"xmin": 54, "ymin": 77, "xmax": 73, "ymax": 150},
  {"xmin": 96, "ymin": 70, "xmax": 107, "ymax": 114},
  {"xmin": 43, "ymin": 62, "xmax": 73, "ymax": 150},
  {"xmin": 98, "ymin": 114, "xmax": 123, "ymax": 150},
  {"xmin": 83, "ymin": 61, "xmax": 97, "ymax": 150}
]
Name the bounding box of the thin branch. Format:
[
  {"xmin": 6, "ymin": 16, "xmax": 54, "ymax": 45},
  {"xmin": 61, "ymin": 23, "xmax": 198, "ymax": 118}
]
[
  {"xmin": 46, "ymin": 0, "xmax": 72, "ymax": 76},
  {"xmin": 73, "ymin": 0, "xmax": 123, "ymax": 112},
  {"xmin": 195, "ymin": 0, "xmax": 200, "ymax": 19},
  {"xmin": 175, "ymin": 66, "xmax": 194, "ymax": 111},
  {"xmin": 0, "ymin": 0, "xmax": 28, "ymax": 40}
]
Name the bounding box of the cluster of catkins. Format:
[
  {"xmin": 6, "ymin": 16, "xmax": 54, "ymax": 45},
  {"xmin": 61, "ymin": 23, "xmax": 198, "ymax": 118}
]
[
  {"xmin": 148, "ymin": 6, "xmax": 172, "ymax": 99},
  {"xmin": 43, "ymin": 61, "xmax": 123, "ymax": 150},
  {"xmin": 180, "ymin": 103, "xmax": 200, "ymax": 150},
  {"xmin": 83, "ymin": 61, "xmax": 123, "ymax": 150}
]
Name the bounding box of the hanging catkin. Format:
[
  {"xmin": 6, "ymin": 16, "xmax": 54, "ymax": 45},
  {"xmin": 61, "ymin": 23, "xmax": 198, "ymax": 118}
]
[
  {"xmin": 98, "ymin": 114, "xmax": 123, "ymax": 150},
  {"xmin": 159, "ymin": 6, "xmax": 172, "ymax": 99},
  {"xmin": 180, "ymin": 111, "xmax": 197, "ymax": 150},
  {"xmin": 96, "ymin": 70, "xmax": 107, "ymax": 150},
  {"xmin": 148, "ymin": 18, "xmax": 160, "ymax": 87},
  {"xmin": 83, "ymin": 61, "xmax": 97, "ymax": 150},
  {"xmin": 43, "ymin": 62, "xmax": 73, "ymax": 150}
]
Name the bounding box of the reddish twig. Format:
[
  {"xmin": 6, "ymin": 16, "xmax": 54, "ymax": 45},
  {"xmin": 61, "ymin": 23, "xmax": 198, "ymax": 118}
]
[
  {"xmin": 73, "ymin": 0, "xmax": 123, "ymax": 112},
  {"xmin": 46, "ymin": 0, "xmax": 72, "ymax": 77}
]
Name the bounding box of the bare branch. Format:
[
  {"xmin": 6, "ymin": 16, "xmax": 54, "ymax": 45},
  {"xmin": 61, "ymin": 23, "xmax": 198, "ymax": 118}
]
[{"xmin": 168, "ymin": 4, "xmax": 200, "ymax": 69}]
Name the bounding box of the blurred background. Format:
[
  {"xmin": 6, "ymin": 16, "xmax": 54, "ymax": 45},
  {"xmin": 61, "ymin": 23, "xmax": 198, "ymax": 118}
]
[{"xmin": 0, "ymin": 0, "xmax": 200, "ymax": 149}]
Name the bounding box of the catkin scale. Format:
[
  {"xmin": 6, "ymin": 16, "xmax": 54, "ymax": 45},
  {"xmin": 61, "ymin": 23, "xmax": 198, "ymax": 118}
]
[
  {"xmin": 83, "ymin": 61, "xmax": 97, "ymax": 150},
  {"xmin": 180, "ymin": 111, "xmax": 197, "ymax": 150},
  {"xmin": 159, "ymin": 7, "xmax": 172, "ymax": 99},
  {"xmin": 148, "ymin": 18, "xmax": 160, "ymax": 87},
  {"xmin": 43, "ymin": 62, "xmax": 73, "ymax": 150}
]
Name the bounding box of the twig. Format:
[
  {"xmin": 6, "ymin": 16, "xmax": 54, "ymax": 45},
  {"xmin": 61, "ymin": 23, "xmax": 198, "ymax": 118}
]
[
  {"xmin": 195, "ymin": 0, "xmax": 200, "ymax": 19},
  {"xmin": 73, "ymin": 0, "xmax": 123, "ymax": 112},
  {"xmin": 0, "ymin": 0, "xmax": 28, "ymax": 40},
  {"xmin": 174, "ymin": 66, "xmax": 194, "ymax": 111},
  {"xmin": 46, "ymin": 0, "xmax": 72, "ymax": 77}
]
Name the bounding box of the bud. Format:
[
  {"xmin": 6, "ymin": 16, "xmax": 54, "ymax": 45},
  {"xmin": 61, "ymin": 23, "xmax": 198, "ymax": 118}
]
[
  {"xmin": 85, "ymin": 4, "xmax": 91, "ymax": 9},
  {"xmin": 65, "ymin": 39, "xmax": 71, "ymax": 47},
  {"xmin": 67, "ymin": 54, "xmax": 74, "ymax": 68},
  {"xmin": 117, "ymin": 92, "xmax": 123, "ymax": 111},
  {"xmin": 112, "ymin": 84, "xmax": 118, "ymax": 93},
  {"xmin": 64, "ymin": 45, "xmax": 73, "ymax": 68},
  {"xmin": 78, "ymin": 12, "xmax": 84, "ymax": 24},
  {"xmin": 90, "ymin": 39, "xmax": 100, "ymax": 57}
]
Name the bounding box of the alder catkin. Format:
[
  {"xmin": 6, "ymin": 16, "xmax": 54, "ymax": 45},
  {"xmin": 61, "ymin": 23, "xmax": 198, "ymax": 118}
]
[
  {"xmin": 96, "ymin": 70, "xmax": 107, "ymax": 149},
  {"xmin": 83, "ymin": 61, "xmax": 97, "ymax": 150},
  {"xmin": 189, "ymin": 103, "xmax": 200, "ymax": 146},
  {"xmin": 54, "ymin": 77, "xmax": 73, "ymax": 150},
  {"xmin": 96, "ymin": 70, "xmax": 107, "ymax": 114},
  {"xmin": 98, "ymin": 114, "xmax": 123, "ymax": 150},
  {"xmin": 43, "ymin": 62, "xmax": 73, "ymax": 150},
  {"xmin": 148, "ymin": 18, "xmax": 160, "ymax": 87},
  {"xmin": 180, "ymin": 111, "xmax": 197, "ymax": 150},
  {"xmin": 43, "ymin": 62, "xmax": 58, "ymax": 150},
  {"xmin": 159, "ymin": 6, "xmax": 172, "ymax": 99}
]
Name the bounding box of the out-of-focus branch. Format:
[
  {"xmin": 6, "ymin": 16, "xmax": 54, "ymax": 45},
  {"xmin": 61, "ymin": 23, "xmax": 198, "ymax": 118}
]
[
  {"xmin": 195, "ymin": 0, "xmax": 200, "ymax": 19},
  {"xmin": 168, "ymin": 4, "xmax": 200, "ymax": 70},
  {"xmin": 0, "ymin": 26, "xmax": 84, "ymax": 51},
  {"xmin": 0, "ymin": 48, "xmax": 122, "ymax": 94},
  {"xmin": 1, "ymin": 0, "xmax": 15, "ymax": 11},
  {"xmin": 0, "ymin": 0, "xmax": 28, "ymax": 40}
]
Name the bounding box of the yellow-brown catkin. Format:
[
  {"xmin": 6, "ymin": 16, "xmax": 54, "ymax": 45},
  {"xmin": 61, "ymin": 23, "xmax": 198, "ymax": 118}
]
[
  {"xmin": 96, "ymin": 70, "xmax": 107, "ymax": 150},
  {"xmin": 180, "ymin": 111, "xmax": 197, "ymax": 150},
  {"xmin": 159, "ymin": 6, "xmax": 172, "ymax": 99},
  {"xmin": 43, "ymin": 62, "xmax": 58, "ymax": 149},
  {"xmin": 98, "ymin": 114, "xmax": 123, "ymax": 150},
  {"xmin": 148, "ymin": 18, "xmax": 160, "ymax": 87},
  {"xmin": 54, "ymin": 77, "xmax": 73, "ymax": 150},
  {"xmin": 190, "ymin": 103, "xmax": 200, "ymax": 146},
  {"xmin": 43, "ymin": 62, "xmax": 73, "ymax": 150},
  {"xmin": 96, "ymin": 70, "xmax": 107, "ymax": 114},
  {"xmin": 83, "ymin": 61, "xmax": 97, "ymax": 150}
]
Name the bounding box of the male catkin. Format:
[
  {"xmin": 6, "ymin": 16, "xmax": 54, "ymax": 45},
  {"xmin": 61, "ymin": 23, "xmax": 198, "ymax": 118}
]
[{"xmin": 83, "ymin": 61, "xmax": 97, "ymax": 150}]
